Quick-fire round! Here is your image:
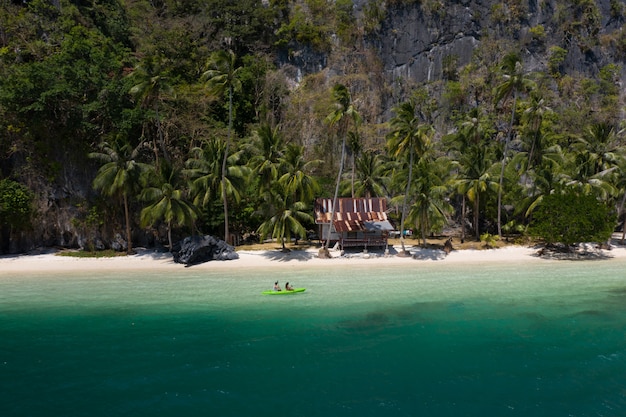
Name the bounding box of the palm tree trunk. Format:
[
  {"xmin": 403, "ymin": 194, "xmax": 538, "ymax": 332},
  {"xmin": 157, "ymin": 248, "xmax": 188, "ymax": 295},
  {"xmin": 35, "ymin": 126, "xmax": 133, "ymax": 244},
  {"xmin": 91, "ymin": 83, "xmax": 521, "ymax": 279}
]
[
  {"xmin": 527, "ymin": 129, "xmax": 539, "ymax": 171},
  {"xmin": 351, "ymin": 152, "xmax": 355, "ymax": 198},
  {"xmin": 461, "ymin": 195, "xmax": 466, "ymax": 243},
  {"xmin": 222, "ymin": 85, "xmax": 233, "ymax": 245},
  {"xmin": 619, "ymin": 191, "xmax": 626, "ymax": 244},
  {"xmin": 167, "ymin": 220, "xmax": 173, "ymax": 252},
  {"xmin": 497, "ymin": 92, "xmax": 517, "ymax": 237},
  {"xmin": 398, "ymin": 146, "xmax": 414, "ymax": 255},
  {"xmin": 123, "ymin": 192, "xmax": 133, "ymax": 255},
  {"xmin": 474, "ymin": 192, "xmax": 480, "ymax": 241},
  {"xmin": 322, "ymin": 136, "xmax": 346, "ymax": 252},
  {"xmin": 155, "ymin": 103, "xmax": 170, "ymax": 164}
]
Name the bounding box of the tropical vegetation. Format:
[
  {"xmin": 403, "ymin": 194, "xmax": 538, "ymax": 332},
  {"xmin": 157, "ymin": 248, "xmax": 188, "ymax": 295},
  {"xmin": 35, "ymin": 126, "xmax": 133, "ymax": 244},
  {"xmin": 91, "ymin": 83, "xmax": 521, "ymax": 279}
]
[{"xmin": 0, "ymin": 0, "xmax": 624, "ymax": 253}]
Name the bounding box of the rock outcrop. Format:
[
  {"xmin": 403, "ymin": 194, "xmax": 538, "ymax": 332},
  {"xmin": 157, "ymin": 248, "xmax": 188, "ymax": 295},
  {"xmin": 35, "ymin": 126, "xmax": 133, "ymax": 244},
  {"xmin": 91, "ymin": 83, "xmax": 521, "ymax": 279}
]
[{"xmin": 172, "ymin": 235, "xmax": 239, "ymax": 266}]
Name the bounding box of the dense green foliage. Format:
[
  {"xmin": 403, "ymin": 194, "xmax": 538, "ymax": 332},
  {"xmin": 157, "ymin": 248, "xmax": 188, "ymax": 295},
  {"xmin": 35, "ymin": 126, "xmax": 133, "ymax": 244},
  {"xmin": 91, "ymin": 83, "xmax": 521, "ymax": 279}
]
[
  {"xmin": 0, "ymin": 178, "xmax": 32, "ymax": 252},
  {"xmin": 529, "ymin": 192, "xmax": 616, "ymax": 247},
  {"xmin": 0, "ymin": 0, "xmax": 624, "ymax": 252},
  {"xmin": 0, "ymin": 179, "xmax": 32, "ymax": 230}
]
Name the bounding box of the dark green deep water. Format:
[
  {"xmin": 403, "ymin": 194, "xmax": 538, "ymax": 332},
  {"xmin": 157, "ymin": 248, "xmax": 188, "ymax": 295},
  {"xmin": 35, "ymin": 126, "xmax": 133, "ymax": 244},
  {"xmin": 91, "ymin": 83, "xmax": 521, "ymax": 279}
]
[{"xmin": 1, "ymin": 258, "xmax": 626, "ymax": 416}]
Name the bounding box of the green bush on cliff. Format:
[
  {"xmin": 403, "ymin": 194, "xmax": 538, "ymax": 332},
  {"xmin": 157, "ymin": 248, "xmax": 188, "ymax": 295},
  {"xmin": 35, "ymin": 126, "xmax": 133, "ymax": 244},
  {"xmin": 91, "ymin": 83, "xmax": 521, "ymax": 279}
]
[{"xmin": 0, "ymin": 179, "xmax": 32, "ymax": 230}]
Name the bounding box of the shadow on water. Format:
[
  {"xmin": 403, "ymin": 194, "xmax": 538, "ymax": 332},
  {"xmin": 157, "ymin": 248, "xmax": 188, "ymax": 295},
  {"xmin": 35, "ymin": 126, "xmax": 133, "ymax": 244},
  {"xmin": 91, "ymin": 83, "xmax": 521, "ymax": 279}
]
[
  {"xmin": 603, "ymin": 287, "xmax": 626, "ymax": 311},
  {"xmin": 335, "ymin": 301, "xmax": 451, "ymax": 333},
  {"xmin": 572, "ymin": 309, "xmax": 611, "ymax": 318},
  {"xmin": 607, "ymin": 287, "xmax": 626, "ymax": 298}
]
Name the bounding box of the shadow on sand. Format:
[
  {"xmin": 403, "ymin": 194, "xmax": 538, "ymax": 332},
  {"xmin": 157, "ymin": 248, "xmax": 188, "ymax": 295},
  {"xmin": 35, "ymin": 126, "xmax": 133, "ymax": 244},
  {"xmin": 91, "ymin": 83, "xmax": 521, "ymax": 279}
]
[
  {"xmin": 410, "ymin": 248, "xmax": 448, "ymax": 261},
  {"xmin": 260, "ymin": 249, "xmax": 316, "ymax": 262}
]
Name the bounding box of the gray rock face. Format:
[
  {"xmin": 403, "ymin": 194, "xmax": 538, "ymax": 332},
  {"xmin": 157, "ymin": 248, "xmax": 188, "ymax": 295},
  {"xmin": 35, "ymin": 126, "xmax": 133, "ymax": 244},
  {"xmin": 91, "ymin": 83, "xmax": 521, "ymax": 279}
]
[
  {"xmin": 172, "ymin": 235, "xmax": 239, "ymax": 266},
  {"xmin": 370, "ymin": 0, "xmax": 625, "ymax": 84}
]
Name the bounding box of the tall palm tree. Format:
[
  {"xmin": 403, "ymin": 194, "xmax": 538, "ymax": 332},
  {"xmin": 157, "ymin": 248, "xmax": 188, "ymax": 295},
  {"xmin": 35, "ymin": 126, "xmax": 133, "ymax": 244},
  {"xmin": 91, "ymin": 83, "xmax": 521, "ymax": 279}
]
[
  {"xmin": 559, "ymin": 123, "xmax": 623, "ymax": 202},
  {"xmin": 565, "ymin": 150, "xmax": 617, "ymax": 201},
  {"xmin": 202, "ymin": 49, "xmax": 242, "ymax": 244},
  {"xmin": 347, "ymin": 131, "xmax": 362, "ymax": 198},
  {"xmin": 520, "ymin": 92, "xmax": 552, "ymax": 171},
  {"xmin": 279, "ymin": 142, "xmax": 322, "ymax": 203},
  {"xmin": 494, "ymin": 52, "xmax": 535, "ymax": 236},
  {"xmin": 320, "ymin": 84, "xmax": 360, "ymax": 255},
  {"xmin": 185, "ymin": 137, "xmax": 248, "ymax": 227},
  {"xmin": 128, "ymin": 54, "xmax": 173, "ymax": 168},
  {"xmin": 186, "ymin": 138, "xmax": 224, "ymax": 209},
  {"xmin": 613, "ymin": 157, "xmax": 626, "ymax": 243},
  {"xmin": 454, "ymin": 144, "xmax": 499, "ymax": 241},
  {"xmin": 406, "ymin": 142, "xmax": 454, "ymax": 246},
  {"xmin": 247, "ymin": 124, "xmax": 286, "ymax": 195},
  {"xmin": 386, "ymin": 99, "xmax": 432, "ymax": 255},
  {"xmin": 256, "ymin": 182, "xmax": 314, "ymax": 252},
  {"xmin": 521, "ymin": 154, "xmax": 568, "ymax": 219},
  {"xmin": 140, "ymin": 162, "xmax": 198, "ymax": 251},
  {"xmin": 446, "ymin": 108, "xmax": 493, "ymax": 242},
  {"xmin": 350, "ymin": 150, "xmax": 389, "ymax": 198},
  {"xmin": 574, "ymin": 122, "xmax": 623, "ymax": 176},
  {"xmin": 514, "ymin": 140, "xmax": 566, "ymax": 218},
  {"xmin": 90, "ymin": 139, "xmax": 149, "ymax": 255}
]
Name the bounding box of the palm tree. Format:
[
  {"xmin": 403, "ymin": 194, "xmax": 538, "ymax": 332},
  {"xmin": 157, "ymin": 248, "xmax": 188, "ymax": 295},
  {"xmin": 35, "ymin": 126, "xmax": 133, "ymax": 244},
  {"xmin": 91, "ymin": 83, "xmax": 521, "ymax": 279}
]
[
  {"xmin": 185, "ymin": 137, "xmax": 248, "ymax": 228},
  {"xmin": 613, "ymin": 157, "xmax": 626, "ymax": 243},
  {"xmin": 347, "ymin": 131, "xmax": 362, "ymax": 198},
  {"xmin": 574, "ymin": 122, "xmax": 623, "ymax": 176},
  {"xmin": 186, "ymin": 138, "xmax": 224, "ymax": 209},
  {"xmin": 386, "ymin": 99, "xmax": 432, "ymax": 255},
  {"xmin": 406, "ymin": 145, "xmax": 454, "ymax": 247},
  {"xmin": 447, "ymin": 112, "xmax": 499, "ymax": 242},
  {"xmin": 565, "ymin": 150, "xmax": 617, "ymax": 201},
  {"xmin": 279, "ymin": 142, "xmax": 322, "ymax": 203},
  {"xmin": 521, "ymin": 155, "xmax": 568, "ymax": 218},
  {"xmin": 446, "ymin": 108, "xmax": 493, "ymax": 242},
  {"xmin": 90, "ymin": 139, "xmax": 149, "ymax": 255},
  {"xmin": 320, "ymin": 84, "xmax": 360, "ymax": 256},
  {"xmin": 350, "ymin": 150, "xmax": 389, "ymax": 198},
  {"xmin": 519, "ymin": 92, "xmax": 552, "ymax": 171},
  {"xmin": 494, "ymin": 52, "xmax": 535, "ymax": 236},
  {"xmin": 128, "ymin": 54, "xmax": 173, "ymax": 167},
  {"xmin": 202, "ymin": 49, "xmax": 242, "ymax": 245},
  {"xmin": 139, "ymin": 162, "xmax": 198, "ymax": 251},
  {"xmin": 559, "ymin": 123, "xmax": 623, "ymax": 203},
  {"xmin": 256, "ymin": 182, "xmax": 314, "ymax": 252},
  {"xmin": 247, "ymin": 124, "xmax": 286, "ymax": 195},
  {"xmin": 454, "ymin": 144, "xmax": 499, "ymax": 241}
]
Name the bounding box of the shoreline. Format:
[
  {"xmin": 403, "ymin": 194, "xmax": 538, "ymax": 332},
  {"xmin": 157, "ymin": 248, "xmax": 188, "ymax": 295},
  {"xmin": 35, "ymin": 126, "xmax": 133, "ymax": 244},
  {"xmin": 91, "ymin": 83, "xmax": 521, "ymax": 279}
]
[{"xmin": 2, "ymin": 243, "xmax": 626, "ymax": 274}]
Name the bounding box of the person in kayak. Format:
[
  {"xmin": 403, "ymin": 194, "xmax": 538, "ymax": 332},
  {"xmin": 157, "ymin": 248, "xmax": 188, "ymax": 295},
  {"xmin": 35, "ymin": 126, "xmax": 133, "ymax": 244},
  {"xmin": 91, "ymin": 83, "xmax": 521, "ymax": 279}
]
[
  {"xmin": 273, "ymin": 281, "xmax": 281, "ymax": 291},
  {"xmin": 285, "ymin": 282, "xmax": 294, "ymax": 291}
]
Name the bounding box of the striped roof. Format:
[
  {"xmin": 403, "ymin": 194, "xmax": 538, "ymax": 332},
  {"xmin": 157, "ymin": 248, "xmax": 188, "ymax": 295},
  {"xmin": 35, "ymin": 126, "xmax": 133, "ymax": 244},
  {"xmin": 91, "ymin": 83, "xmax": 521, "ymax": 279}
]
[{"xmin": 314, "ymin": 198, "xmax": 389, "ymax": 232}]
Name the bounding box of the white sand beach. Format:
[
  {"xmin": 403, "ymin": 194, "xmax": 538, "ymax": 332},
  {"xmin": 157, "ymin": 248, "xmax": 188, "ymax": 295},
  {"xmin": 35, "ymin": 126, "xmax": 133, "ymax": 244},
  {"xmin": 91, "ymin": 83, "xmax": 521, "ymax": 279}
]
[{"xmin": 2, "ymin": 241, "xmax": 626, "ymax": 274}]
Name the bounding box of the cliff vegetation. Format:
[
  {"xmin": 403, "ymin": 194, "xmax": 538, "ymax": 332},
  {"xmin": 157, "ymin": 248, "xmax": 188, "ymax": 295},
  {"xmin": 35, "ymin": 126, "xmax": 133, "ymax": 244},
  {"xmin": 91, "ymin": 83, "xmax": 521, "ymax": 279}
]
[{"xmin": 0, "ymin": 0, "xmax": 624, "ymax": 253}]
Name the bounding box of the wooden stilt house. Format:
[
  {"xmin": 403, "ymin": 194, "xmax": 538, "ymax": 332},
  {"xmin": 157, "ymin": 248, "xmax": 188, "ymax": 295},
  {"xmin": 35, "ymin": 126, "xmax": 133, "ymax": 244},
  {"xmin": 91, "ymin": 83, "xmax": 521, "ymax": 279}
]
[{"xmin": 314, "ymin": 197, "xmax": 394, "ymax": 249}]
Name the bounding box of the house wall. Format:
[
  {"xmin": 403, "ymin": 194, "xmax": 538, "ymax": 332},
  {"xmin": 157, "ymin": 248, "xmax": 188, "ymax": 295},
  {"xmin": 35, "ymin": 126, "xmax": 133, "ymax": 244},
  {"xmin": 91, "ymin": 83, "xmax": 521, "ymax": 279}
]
[
  {"xmin": 318, "ymin": 224, "xmax": 387, "ymax": 245},
  {"xmin": 318, "ymin": 224, "xmax": 341, "ymax": 242}
]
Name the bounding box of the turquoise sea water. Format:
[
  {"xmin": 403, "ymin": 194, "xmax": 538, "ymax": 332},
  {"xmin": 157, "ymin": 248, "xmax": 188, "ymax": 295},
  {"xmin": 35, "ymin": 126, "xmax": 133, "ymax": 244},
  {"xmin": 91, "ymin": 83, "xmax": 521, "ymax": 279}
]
[{"xmin": 1, "ymin": 258, "xmax": 626, "ymax": 416}]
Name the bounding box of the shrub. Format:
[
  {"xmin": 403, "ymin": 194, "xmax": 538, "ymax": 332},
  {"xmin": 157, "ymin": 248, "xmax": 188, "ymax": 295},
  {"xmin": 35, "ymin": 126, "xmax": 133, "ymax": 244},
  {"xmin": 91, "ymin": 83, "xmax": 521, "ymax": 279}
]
[{"xmin": 529, "ymin": 191, "xmax": 616, "ymax": 248}]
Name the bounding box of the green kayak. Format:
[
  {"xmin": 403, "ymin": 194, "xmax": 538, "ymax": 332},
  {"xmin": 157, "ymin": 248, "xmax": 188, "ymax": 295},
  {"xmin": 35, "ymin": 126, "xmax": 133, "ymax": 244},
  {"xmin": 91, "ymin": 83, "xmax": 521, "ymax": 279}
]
[{"xmin": 262, "ymin": 288, "xmax": 306, "ymax": 295}]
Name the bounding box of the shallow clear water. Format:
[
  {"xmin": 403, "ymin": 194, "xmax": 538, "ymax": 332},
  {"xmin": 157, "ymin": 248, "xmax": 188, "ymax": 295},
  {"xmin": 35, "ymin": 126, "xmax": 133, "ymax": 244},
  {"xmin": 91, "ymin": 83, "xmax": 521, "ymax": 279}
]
[{"xmin": 1, "ymin": 258, "xmax": 626, "ymax": 416}]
